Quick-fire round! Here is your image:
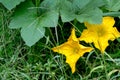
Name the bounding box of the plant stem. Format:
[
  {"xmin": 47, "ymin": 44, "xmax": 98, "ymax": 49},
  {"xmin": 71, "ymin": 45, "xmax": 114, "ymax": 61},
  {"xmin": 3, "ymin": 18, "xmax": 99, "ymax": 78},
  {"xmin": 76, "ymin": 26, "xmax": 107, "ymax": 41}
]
[
  {"xmin": 101, "ymin": 53, "xmax": 109, "ymax": 80},
  {"xmin": 35, "ymin": 0, "xmax": 41, "ymax": 16}
]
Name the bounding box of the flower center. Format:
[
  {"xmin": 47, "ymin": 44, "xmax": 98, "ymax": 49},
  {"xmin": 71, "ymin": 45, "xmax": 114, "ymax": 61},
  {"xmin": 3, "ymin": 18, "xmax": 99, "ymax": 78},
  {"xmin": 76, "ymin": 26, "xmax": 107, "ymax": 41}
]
[
  {"xmin": 97, "ymin": 28, "xmax": 106, "ymax": 37},
  {"xmin": 73, "ymin": 47, "xmax": 79, "ymax": 54}
]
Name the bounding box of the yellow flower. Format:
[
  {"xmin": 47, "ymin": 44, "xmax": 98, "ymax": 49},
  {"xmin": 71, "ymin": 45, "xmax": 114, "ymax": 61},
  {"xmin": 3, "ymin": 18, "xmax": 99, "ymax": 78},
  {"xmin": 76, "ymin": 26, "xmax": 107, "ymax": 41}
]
[
  {"xmin": 79, "ymin": 16, "xmax": 120, "ymax": 53},
  {"xmin": 52, "ymin": 28, "xmax": 93, "ymax": 73}
]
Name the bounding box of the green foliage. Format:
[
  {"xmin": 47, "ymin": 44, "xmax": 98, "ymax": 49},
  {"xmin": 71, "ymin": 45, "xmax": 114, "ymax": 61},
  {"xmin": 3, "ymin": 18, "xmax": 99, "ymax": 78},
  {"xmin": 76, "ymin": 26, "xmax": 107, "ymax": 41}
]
[
  {"xmin": 105, "ymin": 0, "xmax": 120, "ymax": 11},
  {"xmin": 8, "ymin": 1, "xmax": 36, "ymax": 29},
  {"xmin": 60, "ymin": 0, "xmax": 104, "ymax": 24},
  {"xmin": 39, "ymin": 0, "xmax": 59, "ymax": 27},
  {"xmin": 76, "ymin": 8, "xmax": 103, "ymax": 24},
  {"xmin": 1, "ymin": 0, "xmax": 120, "ymax": 46},
  {"xmin": 0, "ymin": 0, "xmax": 25, "ymax": 10},
  {"xmin": 8, "ymin": 1, "xmax": 59, "ymax": 46},
  {"xmin": 1, "ymin": 0, "xmax": 119, "ymax": 46}
]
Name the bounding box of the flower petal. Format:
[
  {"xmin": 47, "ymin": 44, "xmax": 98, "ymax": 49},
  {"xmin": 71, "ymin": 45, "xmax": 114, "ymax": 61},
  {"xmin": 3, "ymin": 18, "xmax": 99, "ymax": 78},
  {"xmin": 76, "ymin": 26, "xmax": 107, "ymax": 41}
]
[{"xmin": 68, "ymin": 28, "xmax": 78, "ymax": 41}]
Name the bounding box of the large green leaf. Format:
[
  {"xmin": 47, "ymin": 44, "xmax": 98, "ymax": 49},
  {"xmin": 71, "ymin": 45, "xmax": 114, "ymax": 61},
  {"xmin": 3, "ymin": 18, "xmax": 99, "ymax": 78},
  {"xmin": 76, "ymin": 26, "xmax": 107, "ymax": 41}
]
[
  {"xmin": 60, "ymin": 0, "xmax": 104, "ymax": 24},
  {"xmin": 9, "ymin": 1, "xmax": 44, "ymax": 46},
  {"xmin": 8, "ymin": 1, "xmax": 59, "ymax": 46},
  {"xmin": 76, "ymin": 8, "xmax": 103, "ymax": 24},
  {"xmin": 0, "ymin": 0, "xmax": 25, "ymax": 10},
  {"xmin": 60, "ymin": 0, "xmax": 90, "ymax": 22},
  {"xmin": 39, "ymin": 0, "xmax": 59, "ymax": 27},
  {"xmin": 76, "ymin": 0, "xmax": 104, "ymax": 24},
  {"xmin": 38, "ymin": 10, "xmax": 59, "ymax": 27},
  {"xmin": 84, "ymin": 0, "xmax": 105, "ymax": 9},
  {"xmin": 103, "ymin": 12, "xmax": 120, "ymax": 17},
  {"xmin": 72, "ymin": 0, "xmax": 90, "ymax": 10},
  {"xmin": 40, "ymin": 0, "xmax": 59, "ymax": 11},
  {"xmin": 9, "ymin": 1, "xmax": 36, "ymax": 29},
  {"xmin": 60, "ymin": 0, "xmax": 76, "ymax": 22},
  {"xmin": 105, "ymin": 0, "xmax": 120, "ymax": 11},
  {"xmin": 21, "ymin": 19, "xmax": 45, "ymax": 46}
]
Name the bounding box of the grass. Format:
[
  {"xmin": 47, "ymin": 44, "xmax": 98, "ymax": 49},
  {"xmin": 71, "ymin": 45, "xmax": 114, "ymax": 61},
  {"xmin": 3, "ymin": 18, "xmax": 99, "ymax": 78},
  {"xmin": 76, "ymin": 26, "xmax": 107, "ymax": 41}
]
[{"xmin": 0, "ymin": 4, "xmax": 120, "ymax": 80}]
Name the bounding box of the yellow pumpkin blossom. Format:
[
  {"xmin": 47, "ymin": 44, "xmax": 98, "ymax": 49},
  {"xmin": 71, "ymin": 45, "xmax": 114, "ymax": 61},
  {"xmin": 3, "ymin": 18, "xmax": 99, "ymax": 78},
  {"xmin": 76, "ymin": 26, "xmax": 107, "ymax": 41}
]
[
  {"xmin": 52, "ymin": 28, "xmax": 93, "ymax": 73},
  {"xmin": 79, "ymin": 16, "xmax": 120, "ymax": 53}
]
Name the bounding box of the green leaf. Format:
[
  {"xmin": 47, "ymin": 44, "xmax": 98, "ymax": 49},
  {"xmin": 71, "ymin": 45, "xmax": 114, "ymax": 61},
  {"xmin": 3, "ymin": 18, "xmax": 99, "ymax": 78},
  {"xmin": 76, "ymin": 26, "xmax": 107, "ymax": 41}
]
[
  {"xmin": 76, "ymin": 8, "xmax": 103, "ymax": 24},
  {"xmin": 60, "ymin": 9, "xmax": 76, "ymax": 22},
  {"xmin": 9, "ymin": 1, "xmax": 44, "ymax": 46},
  {"xmin": 9, "ymin": 2, "xmax": 59, "ymax": 29},
  {"xmin": 103, "ymin": 12, "xmax": 120, "ymax": 17},
  {"xmin": 9, "ymin": 1, "xmax": 36, "ymax": 29},
  {"xmin": 40, "ymin": 0, "xmax": 59, "ymax": 11},
  {"xmin": 60, "ymin": 0, "xmax": 76, "ymax": 22},
  {"xmin": 0, "ymin": 0, "xmax": 25, "ymax": 10},
  {"xmin": 39, "ymin": 10, "xmax": 59, "ymax": 27},
  {"xmin": 60, "ymin": 0, "xmax": 90, "ymax": 22},
  {"xmin": 72, "ymin": 0, "xmax": 90, "ymax": 10},
  {"xmin": 21, "ymin": 19, "xmax": 45, "ymax": 46},
  {"xmin": 60, "ymin": 0, "xmax": 104, "ymax": 23},
  {"xmin": 9, "ymin": 1, "xmax": 59, "ymax": 46},
  {"xmin": 76, "ymin": 0, "xmax": 104, "ymax": 24},
  {"xmin": 39, "ymin": 0, "xmax": 59, "ymax": 27},
  {"xmin": 78, "ymin": 0, "xmax": 104, "ymax": 14},
  {"xmin": 105, "ymin": 0, "xmax": 120, "ymax": 11},
  {"xmin": 86, "ymin": 0, "xmax": 105, "ymax": 8}
]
